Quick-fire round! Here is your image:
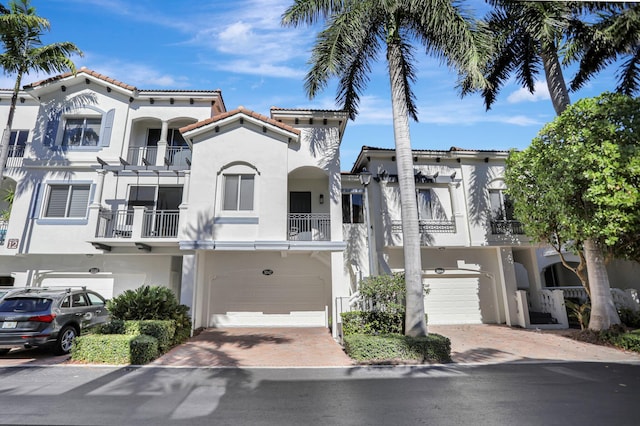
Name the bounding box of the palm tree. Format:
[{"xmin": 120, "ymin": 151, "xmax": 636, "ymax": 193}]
[
  {"xmin": 0, "ymin": 0, "xmax": 82, "ymax": 181},
  {"xmin": 568, "ymin": 3, "xmax": 640, "ymax": 96},
  {"xmin": 282, "ymin": 0, "xmax": 487, "ymax": 337},
  {"xmin": 470, "ymin": 1, "xmax": 622, "ymax": 330}
]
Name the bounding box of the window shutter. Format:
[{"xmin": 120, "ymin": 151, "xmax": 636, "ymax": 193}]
[
  {"xmin": 45, "ymin": 186, "xmax": 69, "ymax": 217},
  {"xmin": 43, "ymin": 111, "xmax": 60, "ymax": 146},
  {"xmin": 68, "ymin": 185, "xmax": 90, "ymax": 217},
  {"xmin": 101, "ymin": 109, "xmax": 115, "ymax": 147}
]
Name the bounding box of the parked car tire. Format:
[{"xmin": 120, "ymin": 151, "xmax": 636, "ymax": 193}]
[
  {"xmin": 54, "ymin": 326, "xmax": 77, "ymax": 355},
  {"xmin": 0, "ymin": 349, "xmax": 10, "ymax": 356}
]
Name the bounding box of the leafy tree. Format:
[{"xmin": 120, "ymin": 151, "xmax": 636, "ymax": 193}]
[
  {"xmin": 282, "ymin": 0, "xmax": 487, "ymax": 337},
  {"xmin": 505, "ymin": 93, "xmax": 640, "ymax": 330},
  {"xmin": 0, "ymin": 0, "xmax": 82, "ymax": 181}
]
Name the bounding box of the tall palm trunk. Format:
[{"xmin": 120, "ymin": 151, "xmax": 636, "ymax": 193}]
[
  {"xmin": 0, "ymin": 69, "xmax": 22, "ymax": 182},
  {"xmin": 387, "ymin": 39, "xmax": 427, "ymax": 337},
  {"xmin": 541, "ymin": 47, "xmax": 571, "ymax": 115},
  {"xmin": 584, "ymin": 239, "xmax": 620, "ymax": 330}
]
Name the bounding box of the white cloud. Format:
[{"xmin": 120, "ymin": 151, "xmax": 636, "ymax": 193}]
[{"xmin": 506, "ymin": 81, "xmax": 551, "ymax": 104}]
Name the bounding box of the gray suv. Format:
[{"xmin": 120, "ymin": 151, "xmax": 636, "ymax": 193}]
[{"xmin": 0, "ymin": 287, "xmax": 110, "ymax": 355}]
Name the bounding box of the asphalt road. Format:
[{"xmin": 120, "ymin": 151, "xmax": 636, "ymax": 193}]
[{"xmin": 0, "ymin": 362, "xmax": 638, "ymax": 425}]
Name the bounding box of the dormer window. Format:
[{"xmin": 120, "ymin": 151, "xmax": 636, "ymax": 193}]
[{"xmin": 62, "ymin": 117, "xmax": 101, "ymax": 147}]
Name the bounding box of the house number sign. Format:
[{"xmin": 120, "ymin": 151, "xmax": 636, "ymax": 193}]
[{"xmin": 7, "ymin": 239, "xmax": 18, "ymax": 249}]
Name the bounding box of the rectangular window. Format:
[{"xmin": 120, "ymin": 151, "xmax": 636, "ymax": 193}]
[
  {"xmin": 223, "ymin": 175, "xmax": 254, "ymax": 211},
  {"xmin": 489, "ymin": 190, "xmax": 515, "ymax": 221},
  {"xmin": 44, "ymin": 184, "xmax": 90, "ymax": 218},
  {"xmin": 9, "ymin": 130, "xmax": 28, "ymax": 147},
  {"xmin": 62, "ymin": 118, "xmax": 101, "ymax": 146},
  {"xmin": 417, "ymin": 189, "xmax": 434, "ymax": 220},
  {"xmin": 9, "ymin": 130, "xmax": 28, "ymax": 157},
  {"xmin": 147, "ymin": 128, "xmax": 188, "ymax": 147},
  {"xmin": 342, "ymin": 193, "xmax": 364, "ymax": 224}
]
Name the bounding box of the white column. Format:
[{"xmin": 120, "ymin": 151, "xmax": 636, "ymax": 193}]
[
  {"xmin": 91, "ymin": 169, "xmax": 107, "ymax": 207},
  {"xmin": 87, "ymin": 169, "xmax": 107, "ymax": 241},
  {"xmin": 156, "ymin": 120, "xmax": 169, "ymax": 166},
  {"xmin": 178, "ymin": 170, "xmax": 190, "ymax": 239}
]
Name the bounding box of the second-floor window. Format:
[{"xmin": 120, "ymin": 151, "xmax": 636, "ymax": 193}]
[
  {"xmin": 44, "ymin": 184, "xmax": 90, "ymax": 218},
  {"xmin": 223, "ymin": 174, "xmax": 254, "ymax": 211},
  {"xmin": 342, "ymin": 192, "xmax": 364, "ymax": 224},
  {"xmin": 147, "ymin": 128, "xmax": 188, "ymax": 147},
  {"xmin": 9, "ymin": 130, "xmax": 28, "ymax": 157},
  {"xmin": 62, "ymin": 117, "xmax": 101, "ymax": 147},
  {"xmin": 489, "ymin": 189, "xmax": 515, "ymax": 221}
]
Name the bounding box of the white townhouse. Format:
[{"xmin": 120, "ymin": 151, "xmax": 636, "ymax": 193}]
[
  {"xmin": 1, "ymin": 69, "xmax": 638, "ymax": 338},
  {"xmin": 342, "ymin": 147, "xmax": 640, "ymax": 329}
]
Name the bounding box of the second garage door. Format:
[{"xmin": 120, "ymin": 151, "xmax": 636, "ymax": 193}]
[{"xmin": 423, "ymin": 277, "xmax": 483, "ymax": 325}]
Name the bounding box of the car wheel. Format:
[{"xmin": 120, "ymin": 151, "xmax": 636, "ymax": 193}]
[
  {"xmin": 0, "ymin": 349, "xmax": 10, "ymax": 356},
  {"xmin": 54, "ymin": 326, "xmax": 77, "ymax": 355}
]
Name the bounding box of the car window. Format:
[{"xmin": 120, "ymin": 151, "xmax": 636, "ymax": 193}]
[
  {"xmin": 0, "ymin": 297, "xmax": 52, "ymax": 312},
  {"xmin": 61, "ymin": 296, "xmax": 71, "ymax": 308},
  {"xmin": 86, "ymin": 292, "xmax": 105, "ymax": 306},
  {"xmin": 72, "ymin": 293, "xmax": 88, "ymax": 307}
]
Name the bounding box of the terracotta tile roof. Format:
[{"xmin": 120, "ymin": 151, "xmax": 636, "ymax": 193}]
[
  {"xmin": 139, "ymin": 89, "xmax": 222, "ymax": 94},
  {"xmin": 361, "ymin": 145, "xmax": 512, "ymax": 154},
  {"xmin": 181, "ymin": 106, "xmax": 301, "ymax": 136},
  {"xmin": 24, "ymin": 67, "xmax": 137, "ymax": 91},
  {"xmin": 270, "ymin": 106, "xmax": 346, "ymax": 114}
]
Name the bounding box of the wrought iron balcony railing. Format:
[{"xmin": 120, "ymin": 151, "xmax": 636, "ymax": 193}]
[
  {"xmin": 288, "ymin": 213, "xmax": 330, "ymax": 241},
  {"xmin": 490, "ymin": 220, "xmax": 525, "ymax": 235}
]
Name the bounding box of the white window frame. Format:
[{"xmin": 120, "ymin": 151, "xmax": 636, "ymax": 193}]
[
  {"xmin": 61, "ymin": 116, "xmax": 102, "ymax": 147},
  {"xmin": 342, "ymin": 190, "xmax": 364, "ymax": 224},
  {"xmin": 43, "ymin": 184, "xmax": 91, "ymax": 219},
  {"xmin": 222, "ymin": 174, "xmax": 255, "ymax": 211}
]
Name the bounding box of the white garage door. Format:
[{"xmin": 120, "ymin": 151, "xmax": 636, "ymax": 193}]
[
  {"xmin": 209, "ymin": 275, "xmax": 329, "ymax": 327},
  {"xmin": 423, "ymin": 277, "xmax": 482, "ymax": 325}
]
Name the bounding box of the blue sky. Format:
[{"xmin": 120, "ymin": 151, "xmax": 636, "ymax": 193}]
[{"xmin": 1, "ymin": 0, "xmax": 624, "ymax": 169}]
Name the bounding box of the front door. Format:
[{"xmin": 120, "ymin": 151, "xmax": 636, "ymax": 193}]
[
  {"xmin": 290, "ymin": 192, "xmax": 312, "ymax": 234},
  {"xmin": 290, "ymin": 191, "xmax": 311, "ymax": 214}
]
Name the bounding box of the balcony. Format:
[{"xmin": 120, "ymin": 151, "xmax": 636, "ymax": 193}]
[
  {"xmin": 390, "ymin": 219, "xmax": 456, "ymax": 234},
  {"xmin": 127, "ymin": 146, "xmax": 190, "ymax": 168},
  {"xmin": 6, "ymin": 145, "xmax": 24, "ymax": 169},
  {"xmin": 288, "ymin": 213, "xmax": 330, "ymax": 241},
  {"xmin": 127, "ymin": 146, "xmax": 158, "ymax": 166},
  {"xmin": 96, "ymin": 209, "xmax": 179, "ymax": 239},
  {"xmin": 490, "ymin": 220, "xmax": 525, "ymax": 235}
]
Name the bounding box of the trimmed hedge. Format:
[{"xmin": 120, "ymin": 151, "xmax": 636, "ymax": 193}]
[
  {"xmin": 123, "ymin": 320, "xmax": 175, "ymax": 353},
  {"xmin": 341, "ymin": 310, "xmax": 428, "ymax": 336},
  {"xmin": 343, "ymin": 333, "xmax": 452, "ymax": 364},
  {"xmin": 71, "ymin": 334, "xmax": 159, "ymax": 365}
]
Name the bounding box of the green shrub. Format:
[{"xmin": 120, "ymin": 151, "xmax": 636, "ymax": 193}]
[
  {"xmin": 129, "ymin": 335, "xmax": 159, "ymax": 365},
  {"xmin": 357, "ymin": 273, "xmax": 408, "ymax": 314},
  {"xmin": 107, "ymin": 285, "xmax": 192, "ymax": 344},
  {"xmin": 343, "ymin": 333, "xmax": 451, "ymax": 364},
  {"xmin": 71, "ymin": 334, "xmax": 158, "ymax": 364},
  {"xmin": 123, "ymin": 320, "xmax": 175, "ymax": 353},
  {"xmin": 93, "ymin": 319, "xmax": 125, "ymax": 335},
  {"xmin": 72, "ymin": 334, "xmax": 132, "ymax": 364},
  {"xmin": 342, "ymin": 310, "xmax": 403, "ymax": 335},
  {"xmin": 618, "ymin": 308, "xmax": 640, "ymax": 329},
  {"xmin": 612, "ymin": 330, "xmax": 640, "ymax": 352}
]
